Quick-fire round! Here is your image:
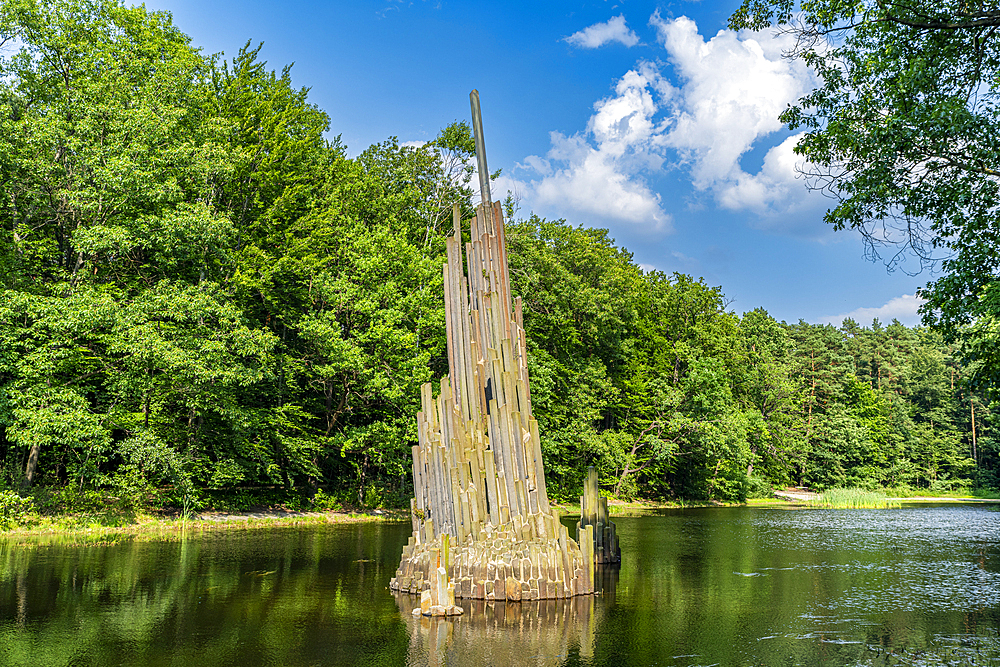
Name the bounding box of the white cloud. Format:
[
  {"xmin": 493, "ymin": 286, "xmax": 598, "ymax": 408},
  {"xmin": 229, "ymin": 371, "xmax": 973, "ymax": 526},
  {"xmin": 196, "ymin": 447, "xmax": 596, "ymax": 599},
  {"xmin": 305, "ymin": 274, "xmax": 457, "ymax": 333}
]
[
  {"xmin": 533, "ymin": 132, "xmax": 670, "ymax": 229},
  {"xmin": 565, "ymin": 15, "xmax": 640, "ymax": 49},
  {"xmin": 716, "ymin": 133, "xmax": 816, "ymax": 220},
  {"xmin": 650, "ymin": 14, "xmax": 823, "ymax": 219},
  {"xmin": 817, "ymin": 294, "xmax": 926, "ymax": 327},
  {"xmin": 512, "ymin": 14, "xmax": 829, "ymax": 234},
  {"xmin": 512, "ymin": 62, "xmax": 673, "ymax": 232}
]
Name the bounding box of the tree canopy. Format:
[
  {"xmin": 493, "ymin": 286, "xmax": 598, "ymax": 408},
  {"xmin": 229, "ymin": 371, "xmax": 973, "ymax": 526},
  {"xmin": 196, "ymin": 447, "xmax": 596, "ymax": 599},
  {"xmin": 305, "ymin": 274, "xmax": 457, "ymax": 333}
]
[
  {"xmin": 729, "ymin": 0, "xmax": 1000, "ymax": 393},
  {"xmin": 0, "ymin": 0, "xmax": 995, "ymax": 517}
]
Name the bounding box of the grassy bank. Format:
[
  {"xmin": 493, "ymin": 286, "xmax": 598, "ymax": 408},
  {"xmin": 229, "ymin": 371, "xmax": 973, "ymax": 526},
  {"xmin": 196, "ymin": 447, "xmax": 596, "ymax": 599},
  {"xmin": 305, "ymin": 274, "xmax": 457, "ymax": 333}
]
[
  {"xmin": 554, "ymin": 498, "xmax": 729, "ymax": 517},
  {"xmin": 750, "ymin": 485, "xmax": 1000, "ymax": 508},
  {"xmin": 0, "ymin": 510, "xmax": 406, "ymax": 546},
  {"xmin": 0, "ymin": 486, "xmax": 408, "ymax": 544},
  {"xmin": 6, "ymin": 482, "xmax": 998, "ymax": 545}
]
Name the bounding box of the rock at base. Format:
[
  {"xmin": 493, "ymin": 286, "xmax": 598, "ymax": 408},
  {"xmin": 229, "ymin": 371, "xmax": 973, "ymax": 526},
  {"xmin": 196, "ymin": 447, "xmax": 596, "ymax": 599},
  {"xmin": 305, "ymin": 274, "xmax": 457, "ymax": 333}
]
[{"xmin": 420, "ymin": 589, "xmax": 432, "ymax": 614}]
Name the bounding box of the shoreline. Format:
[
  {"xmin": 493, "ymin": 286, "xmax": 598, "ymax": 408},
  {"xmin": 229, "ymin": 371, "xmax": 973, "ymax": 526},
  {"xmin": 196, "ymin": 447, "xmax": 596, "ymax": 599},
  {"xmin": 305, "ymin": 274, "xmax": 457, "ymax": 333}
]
[
  {"xmin": 5, "ymin": 492, "xmax": 997, "ymax": 544},
  {"xmin": 763, "ymin": 489, "xmax": 1000, "ymax": 505},
  {"xmin": 0, "ymin": 509, "xmax": 407, "ymax": 545}
]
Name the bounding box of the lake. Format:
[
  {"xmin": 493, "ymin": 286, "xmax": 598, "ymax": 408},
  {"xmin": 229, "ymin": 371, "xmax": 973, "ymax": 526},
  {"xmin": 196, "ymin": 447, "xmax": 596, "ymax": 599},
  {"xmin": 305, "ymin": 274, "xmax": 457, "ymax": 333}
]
[{"xmin": 2, "ymin": 504, "xmax": 998, "ymax": 666}]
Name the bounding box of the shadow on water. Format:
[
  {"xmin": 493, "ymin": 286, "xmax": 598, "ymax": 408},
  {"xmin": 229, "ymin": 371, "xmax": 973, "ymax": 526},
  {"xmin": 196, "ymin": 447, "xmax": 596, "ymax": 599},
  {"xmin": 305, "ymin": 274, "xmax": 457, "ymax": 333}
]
[{"xmin": 393, "ymin": 564, "xmax": 620, "ymax": 667}]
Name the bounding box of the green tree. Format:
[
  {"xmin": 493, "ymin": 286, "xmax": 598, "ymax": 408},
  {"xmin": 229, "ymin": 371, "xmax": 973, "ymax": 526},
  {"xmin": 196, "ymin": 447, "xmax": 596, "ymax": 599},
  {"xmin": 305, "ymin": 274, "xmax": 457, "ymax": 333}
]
[
  {"xmin": 785, "ymin": 322, "xmax": 857, "ymax": 488},
  {"xmin": 736, "ymin": 309, "xmax": 803, "ymax": 489},
  {"xmin": 729, "ymin": 0, "xmax": 1000, "ymax": 393}
]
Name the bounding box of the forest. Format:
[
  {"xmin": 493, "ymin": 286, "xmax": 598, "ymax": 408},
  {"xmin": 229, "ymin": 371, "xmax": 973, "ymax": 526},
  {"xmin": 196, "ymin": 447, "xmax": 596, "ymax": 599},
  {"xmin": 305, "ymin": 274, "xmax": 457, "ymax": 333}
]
[{"xmin": 0, "ymin": 0, "xmax": 995, "ymax": 516}]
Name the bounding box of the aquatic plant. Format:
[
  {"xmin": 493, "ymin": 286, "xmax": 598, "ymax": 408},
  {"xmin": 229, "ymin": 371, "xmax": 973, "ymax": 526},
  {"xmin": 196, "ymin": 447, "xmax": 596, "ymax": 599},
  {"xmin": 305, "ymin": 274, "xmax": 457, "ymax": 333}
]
[{"xmin": 809, "ymin": 487, "xmax": 901, "ymax": 509}]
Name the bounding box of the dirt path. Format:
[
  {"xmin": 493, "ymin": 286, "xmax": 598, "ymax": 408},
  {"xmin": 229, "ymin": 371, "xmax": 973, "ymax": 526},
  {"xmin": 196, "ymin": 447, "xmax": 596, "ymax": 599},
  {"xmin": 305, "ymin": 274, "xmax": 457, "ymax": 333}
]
[{"xmin": 772, "ymin": 488, "xmax": 819, "ymax": 502}]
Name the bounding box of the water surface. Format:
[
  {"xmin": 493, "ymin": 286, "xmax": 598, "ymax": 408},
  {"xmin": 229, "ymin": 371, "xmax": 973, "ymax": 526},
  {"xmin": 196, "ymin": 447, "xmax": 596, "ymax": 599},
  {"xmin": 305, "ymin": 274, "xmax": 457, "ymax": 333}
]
[{"xmin": 2, "ymin": 505, "xmax": 998, "ymax": 666}]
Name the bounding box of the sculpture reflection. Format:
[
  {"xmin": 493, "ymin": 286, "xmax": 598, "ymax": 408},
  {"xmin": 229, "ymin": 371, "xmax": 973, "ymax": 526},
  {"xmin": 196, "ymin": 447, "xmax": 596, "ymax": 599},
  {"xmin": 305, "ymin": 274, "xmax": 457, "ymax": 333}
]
[{"xmin": 395, "ymin": 564, "xmax": 619, "ymax": 667}]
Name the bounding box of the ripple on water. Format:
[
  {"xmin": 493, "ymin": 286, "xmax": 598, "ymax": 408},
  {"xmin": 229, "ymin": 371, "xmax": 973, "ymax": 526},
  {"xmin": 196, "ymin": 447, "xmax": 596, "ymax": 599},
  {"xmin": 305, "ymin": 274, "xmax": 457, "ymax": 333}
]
[{"xmin": 754, "ymin": 505, "xmax": 1000, "ymax": 557}]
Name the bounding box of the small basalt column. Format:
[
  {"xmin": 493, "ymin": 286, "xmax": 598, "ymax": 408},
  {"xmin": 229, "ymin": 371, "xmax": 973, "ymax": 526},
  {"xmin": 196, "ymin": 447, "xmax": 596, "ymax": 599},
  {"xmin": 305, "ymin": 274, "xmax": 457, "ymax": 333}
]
[
  {"xmin": 390, "ymin": 91, "xmax": 595, "ymax": 602},
  {"xmin": 412, "ymin": 534, "xmax": 464, "ymax": 617},
  {"xmin": 577, "ymin": 467, "xmax": 620, "ymax": 564}
]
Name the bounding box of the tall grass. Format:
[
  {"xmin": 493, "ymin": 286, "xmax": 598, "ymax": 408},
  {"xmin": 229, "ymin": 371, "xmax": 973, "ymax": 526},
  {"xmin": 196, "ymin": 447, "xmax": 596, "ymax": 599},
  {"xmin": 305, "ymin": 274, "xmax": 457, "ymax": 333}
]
[{"xmin": 808, "ymin": 487, "xmax": 901, "ymax": 509}]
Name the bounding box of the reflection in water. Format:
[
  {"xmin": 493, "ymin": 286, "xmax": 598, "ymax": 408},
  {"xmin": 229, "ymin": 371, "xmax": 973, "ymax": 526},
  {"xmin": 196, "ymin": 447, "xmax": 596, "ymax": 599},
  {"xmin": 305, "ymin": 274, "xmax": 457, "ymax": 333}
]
[
  {"xmin": 1, "ymin": 507, "xmax": 999, "ymax": 666},
  {"xmin": 395, "ymin": 565, "xmax": 619, "ymax": 667}
]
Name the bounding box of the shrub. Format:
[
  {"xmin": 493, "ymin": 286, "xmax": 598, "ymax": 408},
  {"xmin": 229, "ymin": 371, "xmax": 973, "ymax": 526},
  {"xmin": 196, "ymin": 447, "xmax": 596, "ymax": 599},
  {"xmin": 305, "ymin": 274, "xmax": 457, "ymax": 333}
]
[
  {"xmin": 311, "ymin": 489, "xmax": 342, "ymax": 511},
  {"xmin": 0, "ymin": 490, "xmax": 36, "ymax": 529},
  {"xmin": 746, "ymin": 476, "xmax": 773, "ymax": 499}
]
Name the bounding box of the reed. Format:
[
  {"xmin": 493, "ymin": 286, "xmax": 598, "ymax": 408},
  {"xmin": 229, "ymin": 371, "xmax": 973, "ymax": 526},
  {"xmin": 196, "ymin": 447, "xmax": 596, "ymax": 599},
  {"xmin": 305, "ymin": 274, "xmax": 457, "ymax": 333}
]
[{"xmin": 809, "ymin": 487, "xmax": 901, "ymax": 509}]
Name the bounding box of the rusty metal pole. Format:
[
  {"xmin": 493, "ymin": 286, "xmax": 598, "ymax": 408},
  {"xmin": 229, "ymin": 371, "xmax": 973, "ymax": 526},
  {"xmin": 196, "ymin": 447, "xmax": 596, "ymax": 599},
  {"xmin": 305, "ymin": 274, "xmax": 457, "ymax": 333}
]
[{"xmin": 470, "ymin": 89, "xmax": 492, "ymax": 209}]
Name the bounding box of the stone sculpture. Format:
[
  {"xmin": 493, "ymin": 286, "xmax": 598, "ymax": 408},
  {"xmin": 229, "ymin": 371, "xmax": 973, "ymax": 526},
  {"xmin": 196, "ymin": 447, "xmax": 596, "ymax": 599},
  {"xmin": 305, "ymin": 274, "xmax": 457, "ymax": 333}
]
[{"xmin": 390, "ymin": 91, "xmax": 595, "ymax": 603}]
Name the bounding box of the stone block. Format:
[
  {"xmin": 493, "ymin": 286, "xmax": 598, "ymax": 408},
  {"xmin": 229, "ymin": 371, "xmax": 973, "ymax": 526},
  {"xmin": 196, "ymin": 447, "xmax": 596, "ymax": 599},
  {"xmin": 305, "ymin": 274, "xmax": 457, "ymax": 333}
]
[
  {"xmin": 435, "ymin": 566, "xmax": 449, "ymax": 606},
  {"xmin": 505, "ymin": 576, "xmax": 521, "ymax": 601},
  {"xmin": 420, "ymin": 589, "xmax": 432, "ymax": 614}
]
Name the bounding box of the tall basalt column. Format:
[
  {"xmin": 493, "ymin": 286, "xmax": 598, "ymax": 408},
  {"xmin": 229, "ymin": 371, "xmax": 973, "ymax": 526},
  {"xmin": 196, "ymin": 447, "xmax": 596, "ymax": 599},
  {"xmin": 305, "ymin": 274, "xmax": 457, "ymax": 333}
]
[
  {"xmin": 391, "ymin": 91, "xmax": 595, "ymax": 601},
  {"xmin": 577, "ymin": 466, "xmax": 620, "ymax": 565}
]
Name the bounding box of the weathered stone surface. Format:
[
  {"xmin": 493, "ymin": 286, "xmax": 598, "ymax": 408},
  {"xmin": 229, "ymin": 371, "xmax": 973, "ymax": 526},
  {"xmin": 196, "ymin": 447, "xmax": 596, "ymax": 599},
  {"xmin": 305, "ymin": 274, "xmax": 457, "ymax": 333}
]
[
  {"xmin": 434, "ymin": 567, "xmax": 448, "ymax": 607},
  {"xmin": 393, "ymin": 522, "xmax": 596, "ymax": 602},
  {"xmin": 420, "ymin": 589, "xmax": 432, "ymax": 614},
  {"xmin": 505, "ymin": 576, "xmax": 521, "ymax": 601}
]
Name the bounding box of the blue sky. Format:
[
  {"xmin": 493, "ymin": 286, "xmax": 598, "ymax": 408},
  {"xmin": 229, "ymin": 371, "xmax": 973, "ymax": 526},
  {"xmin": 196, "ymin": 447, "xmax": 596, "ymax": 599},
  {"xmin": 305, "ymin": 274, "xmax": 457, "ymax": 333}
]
[{"xmin": 138, "ymin": 0, "xmax": 929, "ymax": 327}]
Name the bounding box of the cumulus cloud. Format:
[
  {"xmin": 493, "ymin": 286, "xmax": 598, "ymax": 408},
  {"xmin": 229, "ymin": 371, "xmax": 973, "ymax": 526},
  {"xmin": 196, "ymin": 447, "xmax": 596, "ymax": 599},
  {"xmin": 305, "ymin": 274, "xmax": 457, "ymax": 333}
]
[
  {"xmin": 510, "ymin": 14, "xmax": 831, "ymax": 234},
  {"xmin": 533, "ymin": 133, "xmax": 670, "ymax": 229},
  {"xmin": 565, "ymin": 15, "xmax": 640, "ymax": 49},
  {"xmin": 649, "ymin": 13, "xmax": 823, "ymax": 220},
  {"xmin": 509, "ymin": 63, "xmax": 673, "ymax": 231},
  {"xmin": 817, "ymin": 294, "xmax": 926, "ymax": 327},
  {"xmin": 716, "ymin": 133, "xmax": 814, "ymax": 218}
]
